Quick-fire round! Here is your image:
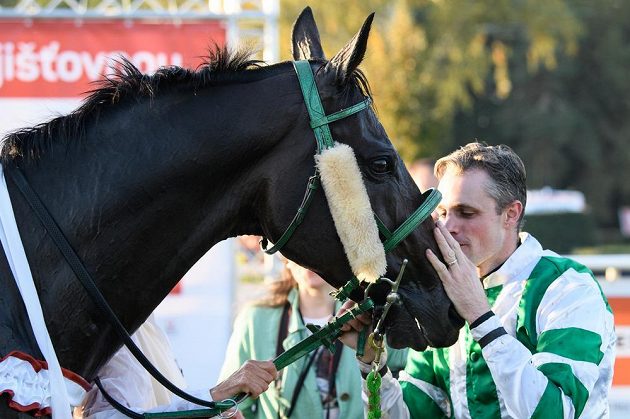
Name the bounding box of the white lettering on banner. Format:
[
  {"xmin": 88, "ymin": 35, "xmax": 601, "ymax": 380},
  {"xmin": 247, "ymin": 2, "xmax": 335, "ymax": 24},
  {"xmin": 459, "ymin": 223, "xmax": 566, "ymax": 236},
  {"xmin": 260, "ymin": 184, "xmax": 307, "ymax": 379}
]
[
  {"xmin": 3, "ymin": 42, "xmax": 15, "ymax": 82},
  {"xmin": 0, "ymin": 41, "xmax": 184, "ymax": 89},
  {"xmin": 41, "ymin": 42, "xmax": 60, "ymax": 82}
]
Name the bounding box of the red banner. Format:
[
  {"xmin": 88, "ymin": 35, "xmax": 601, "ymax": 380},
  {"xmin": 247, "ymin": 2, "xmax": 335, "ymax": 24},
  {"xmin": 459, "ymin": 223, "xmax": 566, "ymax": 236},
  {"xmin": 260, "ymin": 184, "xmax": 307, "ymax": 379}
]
[{"xmin": 0, "ymin": 19, "xmax": 226, "ymax": 97}]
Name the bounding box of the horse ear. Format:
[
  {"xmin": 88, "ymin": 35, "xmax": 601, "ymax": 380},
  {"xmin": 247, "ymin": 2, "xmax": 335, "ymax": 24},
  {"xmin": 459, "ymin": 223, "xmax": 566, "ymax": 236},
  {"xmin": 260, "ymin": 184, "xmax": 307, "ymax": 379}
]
[
  {"xmin": 328, "ymin": 13, "xmax": 374, "ymax": 85},
  {"xmin": 292, "ymin": 7, "xmax": 326, "ymax": 60}
]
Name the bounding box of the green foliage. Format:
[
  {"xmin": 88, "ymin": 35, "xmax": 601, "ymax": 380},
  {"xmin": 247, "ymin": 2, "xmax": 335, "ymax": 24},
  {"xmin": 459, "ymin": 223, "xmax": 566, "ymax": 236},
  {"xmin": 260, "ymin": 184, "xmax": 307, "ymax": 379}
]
[
  {"xmin": 454, "ymin": 0, "xmax": 630, "ymax": 231},
  {"xmin": 279, "ymin": 0, "xmax": 582, "ymax": 160},
  {"xmin": 0, "ymin": 0, "xmax": 19, "ymax": 7}
]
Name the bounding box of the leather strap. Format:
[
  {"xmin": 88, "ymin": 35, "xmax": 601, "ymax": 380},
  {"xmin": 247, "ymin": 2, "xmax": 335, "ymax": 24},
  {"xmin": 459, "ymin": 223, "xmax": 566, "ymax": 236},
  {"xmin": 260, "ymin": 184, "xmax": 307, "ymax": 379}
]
[
  {"xmin": 261, "ymin": 174, "xmax": 320, "ymax": 255},
  {"xmin": 272, "ymin": 298, "xmax": 373, "ymax": 371},
  {"xmin": 284, "ymin": 349, "xmax": 318, "ymax": 418},
  {"xmin": 293, "ymin": 60, "xmax": 370, "ymax": 153},
  {"xmin": 379, "ymin": 188, "xmax": 442, "ymax": 252}
]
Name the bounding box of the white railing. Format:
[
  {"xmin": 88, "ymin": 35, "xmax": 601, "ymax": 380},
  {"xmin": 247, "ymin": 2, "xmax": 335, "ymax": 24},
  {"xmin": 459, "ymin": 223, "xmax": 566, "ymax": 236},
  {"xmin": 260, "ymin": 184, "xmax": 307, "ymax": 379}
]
[{"xmin": 567, "ymin": 254, "xmax": 630, "ymax": 297}]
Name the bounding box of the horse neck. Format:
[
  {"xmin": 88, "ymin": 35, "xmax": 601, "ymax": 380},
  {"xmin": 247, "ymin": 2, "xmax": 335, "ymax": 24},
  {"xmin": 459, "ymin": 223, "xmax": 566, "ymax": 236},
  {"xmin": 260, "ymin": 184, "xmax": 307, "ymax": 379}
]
[
  {"xmin": 96, "ymin": 71, "xmax": 303, "ymax": 274},
  {"xmin": 20, "ymin": 66, "xmax": 305, "ymax": 377}
]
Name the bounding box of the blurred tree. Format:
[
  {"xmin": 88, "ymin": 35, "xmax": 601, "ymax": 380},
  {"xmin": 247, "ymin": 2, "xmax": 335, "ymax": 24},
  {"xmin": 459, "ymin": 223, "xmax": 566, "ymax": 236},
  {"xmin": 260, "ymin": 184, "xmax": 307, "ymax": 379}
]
[
  {"xmin": 279, "ymin": 0, "xmax": 581, "ymax": 160},
  {"xmin": 454, "ymin": 0, "xmax": 630, "ymax": 233}
]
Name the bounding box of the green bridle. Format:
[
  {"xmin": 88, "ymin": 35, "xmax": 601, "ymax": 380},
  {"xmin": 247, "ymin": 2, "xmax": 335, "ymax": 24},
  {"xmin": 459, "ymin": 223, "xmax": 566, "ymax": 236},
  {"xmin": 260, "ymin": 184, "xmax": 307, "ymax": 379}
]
[{"xmin": 261, "ymin": 60, "xmax": 441, "ymax": 258}]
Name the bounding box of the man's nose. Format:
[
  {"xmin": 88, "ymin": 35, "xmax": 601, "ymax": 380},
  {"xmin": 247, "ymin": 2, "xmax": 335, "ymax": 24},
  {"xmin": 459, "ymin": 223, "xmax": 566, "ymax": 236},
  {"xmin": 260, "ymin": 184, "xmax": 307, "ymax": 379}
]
[{"xmin": 442, "ymin": 214, "xmax": 457, "ymax": 233}]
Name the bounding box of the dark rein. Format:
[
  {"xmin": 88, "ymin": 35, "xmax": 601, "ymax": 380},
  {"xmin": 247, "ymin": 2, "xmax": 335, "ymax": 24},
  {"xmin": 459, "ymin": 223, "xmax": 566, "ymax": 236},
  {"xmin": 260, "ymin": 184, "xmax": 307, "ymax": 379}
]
[{"xmin": 3, "ymin": 60, "xmax": 440, "ymax": 418}]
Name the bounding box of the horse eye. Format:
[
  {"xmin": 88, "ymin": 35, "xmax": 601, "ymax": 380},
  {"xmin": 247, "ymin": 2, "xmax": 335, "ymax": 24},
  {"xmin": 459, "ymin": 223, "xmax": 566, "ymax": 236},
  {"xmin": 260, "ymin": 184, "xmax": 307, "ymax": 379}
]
[{"xmin": 370, "ymin": 158, "xmax": 391, "ymax": 174}]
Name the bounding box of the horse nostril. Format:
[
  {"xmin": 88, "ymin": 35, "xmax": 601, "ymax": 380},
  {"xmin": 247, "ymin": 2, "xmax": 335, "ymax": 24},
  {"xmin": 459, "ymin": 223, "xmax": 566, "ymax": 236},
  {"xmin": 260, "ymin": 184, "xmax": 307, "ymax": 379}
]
[{"xmin": 448, "ymin": 305, "xmax": 465, "ymax": 328}]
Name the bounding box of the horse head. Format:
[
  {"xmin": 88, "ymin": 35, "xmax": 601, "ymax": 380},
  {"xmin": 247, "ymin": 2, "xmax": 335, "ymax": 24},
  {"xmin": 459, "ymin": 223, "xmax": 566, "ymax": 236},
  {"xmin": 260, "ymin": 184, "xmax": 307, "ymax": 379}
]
[{"xmin": 262, "ymin": 7, "xmax": 463, "ymax": 350}]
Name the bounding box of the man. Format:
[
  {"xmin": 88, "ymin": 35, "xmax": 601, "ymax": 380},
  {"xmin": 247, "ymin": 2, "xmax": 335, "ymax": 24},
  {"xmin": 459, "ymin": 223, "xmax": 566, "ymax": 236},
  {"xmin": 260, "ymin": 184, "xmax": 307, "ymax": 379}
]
[{"xmin": 340, "ymin": 142, "xmax": 616, "ymax": 418}]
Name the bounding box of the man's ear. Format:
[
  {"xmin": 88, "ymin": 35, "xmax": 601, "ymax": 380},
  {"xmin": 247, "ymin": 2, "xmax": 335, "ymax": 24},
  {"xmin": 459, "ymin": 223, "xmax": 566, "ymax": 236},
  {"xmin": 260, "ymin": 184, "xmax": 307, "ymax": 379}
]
[
  {"xmin": 291, "ymin": 7, "xmax": 326, "ymax": 61},
  {"xmin": 504, "ymin": 200, "xmax": 523, "ymax": 229}
]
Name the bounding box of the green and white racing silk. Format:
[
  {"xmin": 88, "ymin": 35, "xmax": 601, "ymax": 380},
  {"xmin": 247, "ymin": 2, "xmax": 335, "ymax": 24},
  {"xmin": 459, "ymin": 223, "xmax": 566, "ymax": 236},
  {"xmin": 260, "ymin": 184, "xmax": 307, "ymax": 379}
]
[{"xmin": 371, "ymin": 233, "xmax": 616, "ymax": 418}]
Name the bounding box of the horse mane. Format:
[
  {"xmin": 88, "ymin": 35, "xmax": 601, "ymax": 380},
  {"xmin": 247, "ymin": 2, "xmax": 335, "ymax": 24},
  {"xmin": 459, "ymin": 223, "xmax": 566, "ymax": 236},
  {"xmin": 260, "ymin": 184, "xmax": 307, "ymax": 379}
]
[
  {"xmin": 0, "ymin": 45, "xmax": 373, "ymax": 163},
  {"xmin": 0, "ymin": 45, "xmax": 264, "ymax": 162}
]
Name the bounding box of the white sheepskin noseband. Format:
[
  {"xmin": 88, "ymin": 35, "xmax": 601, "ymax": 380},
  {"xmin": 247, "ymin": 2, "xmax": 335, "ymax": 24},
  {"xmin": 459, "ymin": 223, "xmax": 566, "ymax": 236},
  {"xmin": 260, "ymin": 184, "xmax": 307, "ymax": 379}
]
[{"xmin": 315, "ymin": 143, "xmax": 387, "ymax": 283}]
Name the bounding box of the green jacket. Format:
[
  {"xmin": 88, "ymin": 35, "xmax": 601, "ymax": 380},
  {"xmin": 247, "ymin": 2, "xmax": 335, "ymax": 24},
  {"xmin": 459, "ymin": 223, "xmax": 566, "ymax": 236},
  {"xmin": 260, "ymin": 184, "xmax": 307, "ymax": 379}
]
[{"xmin": 219, "ymin": 288, "xmax": 407, "ymax": 419}]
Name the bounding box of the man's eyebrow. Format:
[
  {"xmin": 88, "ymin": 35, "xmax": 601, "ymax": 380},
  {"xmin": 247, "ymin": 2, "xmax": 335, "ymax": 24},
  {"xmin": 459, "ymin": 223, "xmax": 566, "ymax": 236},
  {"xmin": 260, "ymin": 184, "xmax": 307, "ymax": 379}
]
[
  {"xmin": 455, "ymin": 203, "xmax": 478, "ymax": 210},
  {"xmin": 438, "ymin": 203, "xmax": 479, "ymax": 212}
]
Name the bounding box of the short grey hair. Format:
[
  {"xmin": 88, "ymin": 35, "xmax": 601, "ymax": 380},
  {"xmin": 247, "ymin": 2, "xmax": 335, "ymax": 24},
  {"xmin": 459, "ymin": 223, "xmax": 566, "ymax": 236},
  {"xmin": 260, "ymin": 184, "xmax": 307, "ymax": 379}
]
[{"xmin": 434, "ymin": 142, "xmax": 527, "ymax": 230}]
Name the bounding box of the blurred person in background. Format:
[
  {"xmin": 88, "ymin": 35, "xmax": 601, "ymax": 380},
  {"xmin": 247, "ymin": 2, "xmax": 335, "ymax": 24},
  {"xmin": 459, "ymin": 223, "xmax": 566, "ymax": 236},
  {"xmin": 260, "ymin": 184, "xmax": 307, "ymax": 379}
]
[
  {"xmin": 407, "ymin": 158, "xmax": 438, "ymax": 192},
  {"xmin": 219, "ymin": 257, "xmax": 407, "ymax": 419}
]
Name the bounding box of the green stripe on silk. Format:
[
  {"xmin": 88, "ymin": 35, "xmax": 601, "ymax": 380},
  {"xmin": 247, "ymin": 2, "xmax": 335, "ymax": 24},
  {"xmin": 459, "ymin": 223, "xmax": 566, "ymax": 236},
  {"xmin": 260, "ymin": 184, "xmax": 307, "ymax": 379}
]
[
  {"xmin": 535, "ymin": 362, "xmax": 589, "ymax": 418},
  {"xmin": 517, "ymin": 258, "xmax": 563, "ymax": 350},
  {"xmin": 485, "ymin": 285, "xmax": 503, "ymax": 306},
  {"xmin": 460, "ymin": 284, "xmax": 504, "ymax": 418},
  {"xmin": 531, "ymin": 381, "xmax": 564, "ymax": 419},
  {"xmin": 406, "ymin": 349, "xmax": 440, "ymax": 386},
  {"xmin": 404, "ymin": 348, "xmax": 453, "ymax": 416},
  {"xmin": 517, "ymin": 256, "xmax": 611, "ymax": 352},
  {"xmin": 434, "ymin": 348, "xmax": 451, "ymax": 402},
  {"xmin": 401, "ymin": 381, "xmax": 449, "ymax": 418},
  {"xmin": 538, "ymin": 327, "xmax": 604, "ymax": 364},
  {"xmin": 465, "ymin": 325, "xmax": 502, "ymax": 419}
]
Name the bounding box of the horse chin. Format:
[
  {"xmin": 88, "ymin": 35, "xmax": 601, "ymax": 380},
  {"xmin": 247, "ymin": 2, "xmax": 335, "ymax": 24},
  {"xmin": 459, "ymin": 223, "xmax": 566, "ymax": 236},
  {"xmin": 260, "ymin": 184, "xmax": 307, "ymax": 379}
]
[
  {"xmin": 382, "ymin": 286, "xmax": 462, "ymax": 351},
  {"xmin": 384, "ymin": 317, "xmax": 429, "ymax": 351}
]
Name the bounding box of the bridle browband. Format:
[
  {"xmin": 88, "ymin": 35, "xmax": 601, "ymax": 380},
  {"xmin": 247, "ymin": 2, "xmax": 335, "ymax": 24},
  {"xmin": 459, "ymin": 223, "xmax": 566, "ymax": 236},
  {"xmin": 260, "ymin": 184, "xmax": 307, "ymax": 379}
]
[
  {"xmin": 3, "ymin": 59, "xmax": 440, "ymax": 418},
  {"xmin": 261, "ymin": 60, "xmax": 441, "ymax": 257}
]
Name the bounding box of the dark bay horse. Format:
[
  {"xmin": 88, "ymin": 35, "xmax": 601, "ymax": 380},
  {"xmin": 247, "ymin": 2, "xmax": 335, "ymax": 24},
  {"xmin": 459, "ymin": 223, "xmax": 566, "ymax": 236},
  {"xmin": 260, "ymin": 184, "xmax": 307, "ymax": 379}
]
[{"xmin": 0, "ymin": 7, "xmax": 462, "ymax": 418}]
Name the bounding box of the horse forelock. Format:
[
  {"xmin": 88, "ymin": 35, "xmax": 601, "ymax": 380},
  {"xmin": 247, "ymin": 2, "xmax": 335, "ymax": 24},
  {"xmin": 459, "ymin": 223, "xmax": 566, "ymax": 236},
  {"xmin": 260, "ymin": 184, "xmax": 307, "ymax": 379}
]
[
  {"xmin": 312, "ymin": 61, "xmax": 374, "ymax": 109},
  {"xmin": 0, "ymin": 45, "xmax": 266, "ymax": 163}
]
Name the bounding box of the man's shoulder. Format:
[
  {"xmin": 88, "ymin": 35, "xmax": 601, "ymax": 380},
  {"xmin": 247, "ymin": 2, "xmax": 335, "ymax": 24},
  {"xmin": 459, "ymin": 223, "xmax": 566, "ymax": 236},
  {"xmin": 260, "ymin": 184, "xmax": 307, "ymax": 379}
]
[
  {"xmin": 521, "ymin": 253, "xmax": 612, "ymax": 323},
  {"xmin": 528, "ymin": 253, "xmax": 595, "ymax": 287}
]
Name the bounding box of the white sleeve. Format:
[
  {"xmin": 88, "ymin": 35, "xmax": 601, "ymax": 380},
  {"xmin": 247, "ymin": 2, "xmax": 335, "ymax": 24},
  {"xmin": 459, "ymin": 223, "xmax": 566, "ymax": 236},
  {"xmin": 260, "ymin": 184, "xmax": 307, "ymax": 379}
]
[
  {"xmin": 144, "ymin": 388, "xmax": 215, "ymax": 413},
  {"xmin": 76, "ymin": 341, "xmax": 159, "ymax": 418}
]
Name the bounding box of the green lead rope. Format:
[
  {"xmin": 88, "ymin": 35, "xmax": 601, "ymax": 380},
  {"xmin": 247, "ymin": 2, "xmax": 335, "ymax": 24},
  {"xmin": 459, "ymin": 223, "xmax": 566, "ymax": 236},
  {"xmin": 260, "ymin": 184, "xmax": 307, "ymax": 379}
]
[
  {"xmin": 273, "ymin": 298, "xmax": 374, "ymax": 370},
  {"xmin": 366, "ymin": 371, "xmax": 382, "ymax": 419},
  {"xmin": 365, "ymin": 332, "xmax": 385, "ymax": 419},
  {"xmin": 363, "ymin": 260, "xmax": 407, "ymax": 419}
]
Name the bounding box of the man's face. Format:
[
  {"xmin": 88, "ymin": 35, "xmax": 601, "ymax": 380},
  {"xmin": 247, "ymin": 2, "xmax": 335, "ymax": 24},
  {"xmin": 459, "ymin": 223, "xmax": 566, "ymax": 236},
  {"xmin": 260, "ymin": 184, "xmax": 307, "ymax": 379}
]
[{"xmin": 436, "ymin": 168, "xmax": 516, "ymax": 277}]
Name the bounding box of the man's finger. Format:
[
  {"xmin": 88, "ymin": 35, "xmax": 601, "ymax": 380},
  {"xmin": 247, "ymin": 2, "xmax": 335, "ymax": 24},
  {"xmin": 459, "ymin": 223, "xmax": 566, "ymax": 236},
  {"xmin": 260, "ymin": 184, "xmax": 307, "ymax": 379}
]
[
  {"xmin": 426, "ymin": 249, "xmax": 449, "ymax": 277},
  {"xmin": 433, "ymin": 226, "xmax": 457, "ymax": 264},
  {"xmin": 436, "ymin": 220, "xmax": 464, "ymax": 257}
]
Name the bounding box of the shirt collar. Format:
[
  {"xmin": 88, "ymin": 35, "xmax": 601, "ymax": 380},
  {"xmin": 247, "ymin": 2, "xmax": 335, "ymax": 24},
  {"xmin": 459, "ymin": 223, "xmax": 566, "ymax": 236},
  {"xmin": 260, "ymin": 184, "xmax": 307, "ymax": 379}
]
[{"xmin": 483, "ymin": 232, "xmax": 543, "ymax": 288}]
